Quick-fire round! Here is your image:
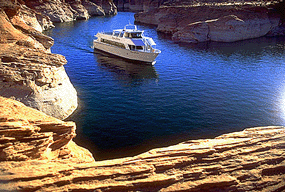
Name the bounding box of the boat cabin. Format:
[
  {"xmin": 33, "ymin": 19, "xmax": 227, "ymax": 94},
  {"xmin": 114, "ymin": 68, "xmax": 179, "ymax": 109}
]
[
  {"xmin": 111, "ymin": 29, "xmax": 143, "ymax": 39},
  {"xmin": 96, "ymin": 24, "xmax": 157, "ymax": 52}
]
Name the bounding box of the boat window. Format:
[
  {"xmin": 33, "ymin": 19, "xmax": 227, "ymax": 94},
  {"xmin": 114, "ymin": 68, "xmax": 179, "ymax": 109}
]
[
  {"xmin": 113, "ymin": 31, "xmax": 120, "ymax": 37},
  {"xmin": 125, "ymin": 32, "xmax": 142, "ymax": 38},
  {"xmin": 129, "ymin": 45, "xmax": 144, "ymax": 50},
  {"xmin": 136, "ymin": 46, "xmax": 143, "ymax": 50},
  {"xmin": 102, "ymin": 39, "xmax": 125, "ymax": 49},
  {"xmin": 129, "ymin": 45, "xmax": 135, "ymax": 50},
  {"xmin": 131, "ymin": 33, "xmax": 142, "ymax": 38}
]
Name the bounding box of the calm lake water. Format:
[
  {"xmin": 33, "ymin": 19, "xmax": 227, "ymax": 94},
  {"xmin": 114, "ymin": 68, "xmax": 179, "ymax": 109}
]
[{"xmin": 45, "ymin": 12, "xmax": 285, "ymax": 160}]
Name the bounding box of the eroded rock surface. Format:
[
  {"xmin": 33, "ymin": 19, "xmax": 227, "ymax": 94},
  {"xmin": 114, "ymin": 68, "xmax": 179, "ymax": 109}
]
[
  {"xmin": 0, "ymin": 1, "xmax": 78, "ymax": 119},
  {"xmin": 135, "ymin": 2, "xmax": 285, "ymax": 43},
  {"xmin": 0, "ymin": 96, "xmax": 91, "ymax": 161},
  {"xmin": 23, "ymin": 0, "xmax": 116, "ymax": 22},
  {"xmin": 0, "ymin": 97, "xmax": 285, "ymax": 191}
]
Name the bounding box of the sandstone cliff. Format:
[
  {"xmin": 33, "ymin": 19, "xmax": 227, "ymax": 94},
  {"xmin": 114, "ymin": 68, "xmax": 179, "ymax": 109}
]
[
  {"xmin": 0, "ymin": 1, "xmax": 78, "ymax": 119},
  {"xmin": 134, "ymin": 1, "xmax": 285, "ymax": 43},
  {"xmin": 0, "ymin": 96, "xmax": 285, "ymax": 191},
  {"xmin": 23, "ymin": 0, "xmax": 117, "ymax": 22},
  {"xmin": 116, "ymin": 0, "xmax": 283, "ymax": 12},
  {"xmin": 114, "ymin": 0, "xmax": 166, "ymax": 12},
  {"xmin": 0, "ymin": 96, "xmax": 93, "ymax": 161}
]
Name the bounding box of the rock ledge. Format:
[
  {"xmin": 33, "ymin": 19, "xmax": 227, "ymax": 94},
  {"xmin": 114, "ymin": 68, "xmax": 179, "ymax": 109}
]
[{"xmin": 0, "ymin": 97, "xmax": 284, "ymax": 191}]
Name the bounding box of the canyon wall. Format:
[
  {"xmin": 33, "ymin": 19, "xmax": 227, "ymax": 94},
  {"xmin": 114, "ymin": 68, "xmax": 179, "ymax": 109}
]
[
  {"xmin": 22, "ymin": 0, "xmax": 117, "ymax": 22},
  {"xmin": 134, "ymin": 1, "xmax": 285, "ymax": 43},
  {"xmin": 0, "ymin": 0, "xmax": 117, "ymax": 119},
  {"xmin": 114, "ymin": 0, "xmax": 166, "ymax": 12},
  {"xmin": 0, "ymin": 1, "xmax": 78, "ymax": 119},
  {"xmin": 1, "ymin": 96, "xmax": 285, "ymax": 191},
  {"xmin": 114, "ymin": 0, "xmax": 281, "ymax": 12}
]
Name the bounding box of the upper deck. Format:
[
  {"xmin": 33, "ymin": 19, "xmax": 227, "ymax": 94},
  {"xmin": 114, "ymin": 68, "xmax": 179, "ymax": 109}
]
[{"xmin": 99, "ymin": 24, "xmax": 144, "ymax": 39}]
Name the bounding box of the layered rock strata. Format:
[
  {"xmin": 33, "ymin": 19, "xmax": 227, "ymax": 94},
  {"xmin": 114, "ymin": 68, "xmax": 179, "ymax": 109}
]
[
  {"xmin": 23, "ymin": 0, "xmax": 117, "ymax": 22},
  {"xmin": 1, "ymin": 97, "xmax": 285, "ymax": 191},
  {"xmin": 115, "ymin": 0, "xmax": 280, "ymax": 12},
  {"xmin": 135, "ymin": 2, "xmax": 285, "ymax": 43},
  {"xmin": 0, "ymin": 96, "xmax": 93, "ymax": 161},
  {"xmin": 0, "ymin": 1, "xmax": 78, "ymax": 119}
]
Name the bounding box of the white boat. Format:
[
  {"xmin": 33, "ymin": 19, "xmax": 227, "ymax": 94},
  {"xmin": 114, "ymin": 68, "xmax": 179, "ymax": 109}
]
[{"xmin": 93, "ymin": 24, "xmax": 161, "ymax": 65}]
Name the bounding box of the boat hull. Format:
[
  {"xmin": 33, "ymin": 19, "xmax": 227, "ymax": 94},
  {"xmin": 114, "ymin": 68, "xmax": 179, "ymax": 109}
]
[{"xmin": 93, "ymin": 40, "xmax": 159, "ymax": 65}]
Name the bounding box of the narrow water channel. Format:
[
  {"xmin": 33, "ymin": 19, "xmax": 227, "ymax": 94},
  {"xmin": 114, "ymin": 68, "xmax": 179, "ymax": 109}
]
[{"xmin": 45, "ymin": 12, "xmax": 285, "ymax": 160}]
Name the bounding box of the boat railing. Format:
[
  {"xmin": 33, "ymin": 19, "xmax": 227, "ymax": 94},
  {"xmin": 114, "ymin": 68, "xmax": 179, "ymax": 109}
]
[{"xmin": 124, "ymin": 24, "xmax": 137, "ymax": 31}]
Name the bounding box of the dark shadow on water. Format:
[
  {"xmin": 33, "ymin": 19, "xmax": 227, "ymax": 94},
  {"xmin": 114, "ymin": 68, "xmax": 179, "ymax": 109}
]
[{"xmin": 72, "ymin": 122, "xmax": 227, "ymax": 161}]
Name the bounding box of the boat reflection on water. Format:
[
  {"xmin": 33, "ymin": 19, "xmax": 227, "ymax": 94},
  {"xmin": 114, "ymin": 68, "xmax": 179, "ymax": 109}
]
[{"xmin": 94, "ymin": 50, "xmax": 158, "ymax": 86}]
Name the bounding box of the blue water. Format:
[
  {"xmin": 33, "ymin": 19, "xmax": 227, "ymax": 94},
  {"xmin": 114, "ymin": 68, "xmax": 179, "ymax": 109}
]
[{"xmin": 45, "ymin": 12, "xmax": 285, "ymax": 160}]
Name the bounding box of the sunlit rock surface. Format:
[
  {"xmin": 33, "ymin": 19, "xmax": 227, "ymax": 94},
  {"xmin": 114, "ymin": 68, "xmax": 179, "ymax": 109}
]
[
  {"xmin": 0, "ymin": 1, "xmax": 78, "ymax": 119},
  {"xmin": 0, "ymin": 97, "xmax": 91, "ymax": 161},
  {"xmin": 0, "ymin": 97, "xmax": 285, "ymax": 191},
  {"xmin": 23, "ymin": 0, "xmax": 116, "ymax": 22},
  {"xmin": 135, "ymin": 1, "xmax": 285, "ymax": 43}
]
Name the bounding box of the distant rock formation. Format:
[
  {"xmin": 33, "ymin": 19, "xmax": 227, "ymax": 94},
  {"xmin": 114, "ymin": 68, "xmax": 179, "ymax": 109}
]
[
  {"xmin": 0, "ymin": 1, "xmax": 78, "ymax": 119},
  {"xmin": 114, "ymin": 0, "xmax": 165, "ymax": 12},
  {"xmin": 134, "ymin": 1, "xmax": 285, "ymax": 43},
  {"xmin": 1, "ymin": 96, "xmax": 285, "ymax": 191},
  {"xmin": 22, "ymin": 0, "xmax": 117, "ymax": 22}
]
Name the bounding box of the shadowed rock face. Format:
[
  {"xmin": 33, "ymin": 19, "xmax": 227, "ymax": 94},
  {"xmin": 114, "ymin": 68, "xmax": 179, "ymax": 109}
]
[
  {"xmin": 0, "ymin": 1, "xmax": 78, "ymax": 119},
  {"xmin": 0, "ymin": 96, "xmax": 285, "ymax": 191}
]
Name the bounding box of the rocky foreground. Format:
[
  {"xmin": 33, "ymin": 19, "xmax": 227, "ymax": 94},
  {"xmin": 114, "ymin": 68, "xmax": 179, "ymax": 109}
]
[
  {"xmin": 134, "ymin": 1, "xmax": 285, "ymax": 43},
  {"xmin": 0, "ymin": 96, "xmax": 285, "ymax": 191}
]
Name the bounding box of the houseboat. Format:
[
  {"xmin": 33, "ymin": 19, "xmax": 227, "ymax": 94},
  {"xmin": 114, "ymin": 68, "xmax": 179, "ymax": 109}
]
[{"xmin": 93, "ymin": 24, "xmax": 161, "ymax": 65}]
